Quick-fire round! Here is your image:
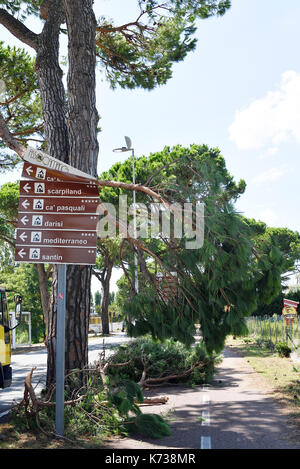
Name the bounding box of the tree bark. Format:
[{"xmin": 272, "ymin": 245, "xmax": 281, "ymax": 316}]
[
  {"xmin": 35, "ymin": 0, "xmax": 69, "ymax": 163},
  {"xmin": 61, "ymin": 0, "xmax": 99, "ymax": 386},
  {"xmin": 32, "ymin": 0, "xmax": 70, "ymax": 390}
]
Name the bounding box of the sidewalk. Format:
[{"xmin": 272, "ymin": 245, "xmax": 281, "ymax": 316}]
[{"xmin": 102, "ymin": 347, "xmax": 300, "ymax": 450}]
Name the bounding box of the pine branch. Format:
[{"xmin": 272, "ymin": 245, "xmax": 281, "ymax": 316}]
[
  {"xmin": 0, "ymin": 8, "xmax": 38, "ymax": 49},
  {"xmin": 0, "ymin": 110, "xmax": 26, "ymax": 158}
]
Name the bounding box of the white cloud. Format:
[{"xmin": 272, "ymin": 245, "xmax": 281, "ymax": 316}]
[
  {"xmin": 259, "ymin": 146, "xmax": 279, "ymax": 159},
  {"xmin": 252, "ymin": 166, "xmax": 287, "ymax": 184},
  {"xmin": 257, "ymin": 209, "xmax": 278, "ymax": 226},
  {"xmin": 229, "ymin": 70, "xmax": 300, "ymax": 151}
]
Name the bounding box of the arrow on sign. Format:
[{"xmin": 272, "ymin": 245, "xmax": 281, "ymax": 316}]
[
  {"xmin": 26, "ymin": 165, "xmax": 33, "ymax": 176},
  {"xmin": 18, "ymin": 249, "xmax": 26, "ymax": 259},
  {"xmin": 19, "ymin": 232, "xmax": 28, "ymax": 242},
  {"xmin": 21, "ymin": 199, "xmax": 30, "ymax": 209},
  {"xmin": 20, "ymin": 216, "xmax": 29, "ymax": 225},
  {"xmin": 23, "ymin": 183, "xmax": 31, "ymax": 193}
]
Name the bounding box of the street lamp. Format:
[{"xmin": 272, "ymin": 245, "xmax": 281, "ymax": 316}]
[{"xmin": 113, "ymin": 136, "xmax": 139, "ymax": 293}]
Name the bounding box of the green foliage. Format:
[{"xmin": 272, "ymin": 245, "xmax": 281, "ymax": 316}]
[
  {"xmin": 0, "ymin": 181, "xmax": 48, "ymax": 343},
  {"xmin": 0, "ymin": 263, "xmax": 45, "ymax": 343},
  {"xmin": 0, "ymin": 181, "xmax": 19, "ymax": 225},
  {"xmin": 275, "ymin": 342, "xmax": 291, "ymax": 358},
  {"xmin": 0, "ymin": 42, "xmax": 43, "ymax": 171},
  {"xmin": 0, "ymin": 1, "xmax": 42, "ymax": 19},
  {"xmin": 128, "ymin": 413, "xmax": 171, "ymax": 439},
  {"xmin": 104, "ymin": 144, "xmax": 288, "ymax": 353},
  {"xmin": 96, "ymin": 1, "xmax": 231, "ymax": 90},
  {"xmin": 0, "ymin": 182, "xmax": 19, "ymax": 269},
  {"xmin": 1, "ymin": 1, "xmax": 231, "ymax": 93},
  {"xmin": 252, "ymin": 288, "xmax": 300, "ymax": 317},
  {"xmin": 107, "ymin": 336, "xmax": 218, "ymax": 385},
  {"xmin": 108, "ymin": 379, "xmax": 144, "ymax": 417},
  {"xmin": 94, "ymin": 290, "xmax": 102, "ymax": 314},
  {"xmin": 12, "ymin": 343, "xmax": 174, "ymax": 441}
]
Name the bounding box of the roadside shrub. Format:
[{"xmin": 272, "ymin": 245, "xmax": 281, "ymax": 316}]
[
  {"xmin": 127, "ymin": 413, "xmax": 171, "ymax": 439},
  {"xmin": 275, "ymin": 342, "xmax": 291, "ymax": 358},
  {"xmin": 106, "ymin": 336, "xmax": 219, "ymax": 386},
  {"xmin": 255, "ymin": 338, "xmax": 275, "ymax": 351}
]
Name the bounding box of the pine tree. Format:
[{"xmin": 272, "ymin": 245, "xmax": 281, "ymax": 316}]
[{"xmin": 101, "ymin": 144, "xmax": 287, "ymax": 353}]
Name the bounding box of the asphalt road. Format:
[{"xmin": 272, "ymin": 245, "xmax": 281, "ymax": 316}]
[{"xmin": 0, "ymin": 330, "xmax": 132, "ymax": 418}]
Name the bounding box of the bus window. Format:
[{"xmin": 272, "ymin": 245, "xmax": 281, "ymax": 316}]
[
  {"xmin": 2, "ymin": 293, "xmax": 9, "ymax": 328},
  {"xmin": 0, "ymin": 291, "xmax": 10, "ymax": 344}
]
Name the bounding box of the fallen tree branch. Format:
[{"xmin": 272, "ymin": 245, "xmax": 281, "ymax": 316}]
[
  {"xmin": 0, "ymin": 112, "xmax": 26, "ymax": 157},
  {"xmin": 138, "ymin": 360, "xmax": 214, "ymax": 388},
  {"xmin": 19, "ymin": 368, "xmax": 84, "ymax": 412},
  {"xmin": 142, "ymin": 396, "xmax": 169, "ymax": 405}
]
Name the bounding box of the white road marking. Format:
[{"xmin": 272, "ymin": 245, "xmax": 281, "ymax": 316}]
[
  {"xmin": 201, "ymin": 385, "xmax": 211, "ymax": 448},
  {"xmin": 201, "ymin": 410, "xmax": 210, "ymax": 426},
  {"xmin": 201, "ymin": 436, "xmax": 211, "ymax": 449},
  {"xmin": 0, "ymin": 410, "xmax": 10, "ymax": 419}
]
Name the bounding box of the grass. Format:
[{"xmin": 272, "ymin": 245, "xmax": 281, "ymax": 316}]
[
  {"xmin": 246, "ymin": 316, "xmax": 300, "ymax": 349},
  {"xmin": 0, "ymin": 421, "xmax": 111, "ymax": 449}
]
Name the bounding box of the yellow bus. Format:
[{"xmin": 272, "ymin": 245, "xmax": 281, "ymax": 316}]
[{"xmin": 0, "ymin": 287, "xmax": 22, "ymax": 389}]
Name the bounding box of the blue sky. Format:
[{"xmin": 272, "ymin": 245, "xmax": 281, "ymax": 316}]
[
  {"xmin": 94, "ymin": 0, "xmax": 300, "ymax": 233},
  {"xmin": 1, "ymin": 1, "xmax": 300, "ymax": 290}
]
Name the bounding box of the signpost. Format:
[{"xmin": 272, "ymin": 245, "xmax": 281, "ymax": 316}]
[
  {"xmin": 282, "ymin": 298, "xmax": 299, "ymax": 345},
  {"xmin": 15, "ymin": 147, "xmax": 101, "ymax": 437},
  {"xmin": 282, "ymin": 298, "xmax": 299, "ymax": 325}
]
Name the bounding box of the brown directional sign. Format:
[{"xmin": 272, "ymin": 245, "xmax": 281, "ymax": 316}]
[
  {"xmin": 15, "ymin": 245, "xmax": 97, "ymax": 265},
  {"xmin": 22, "ymin": 162, "xmax": 97, "ymax": 184},
  {"xmin": 18, "ymin": 196, "xmax": 100, "ymax": 214},
  {"xmin": 16, "ymin": 229, "xmax": 98, "ymax": 247},
  {"xmin": 17, "ymin": 212, "xmax": 99, "ymax": 230},
  {"xmin": 20, "ymin": 180, "xmax": 100, "ymax": 197},
  {"xmin": 16, "ymin": 157, "xmax": 102, "ymax": 266}
]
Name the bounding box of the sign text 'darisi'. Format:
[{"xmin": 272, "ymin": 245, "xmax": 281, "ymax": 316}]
[
  {"xmin": 15, "ymin": 148, "xmax": 101, "ymax": 265},
  {"xmin": 17, "ymin": 213, "xmax": 98, "ymax": 230}
]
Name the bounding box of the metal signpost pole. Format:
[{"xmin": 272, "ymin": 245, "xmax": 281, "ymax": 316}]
[
  {"xmin": 56, "ymin": 263, "xmax": 67, "ymax": 437},
  {"xmin": 15, "ymin": 149, "xmax": 100, "ymax": 438}
]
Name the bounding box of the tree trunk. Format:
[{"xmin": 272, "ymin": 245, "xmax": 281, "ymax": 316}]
[
  {"xmin": 35, "ymin": 0, "xmax": 69, "ymax": 163},
  {"xmin": 34, "ymin": 1, "xmax": 70, "ymax": 390},
  {"xmin": 101, "ymin": 264, "xmax": 113, "ymax": 335},
  {"xmin": 62, "ymin": 0, "xmax": 99, "ymax": 386},
  {"xmin": 35, "ymin": 0, "xmax": 99, "ymax": 390}
]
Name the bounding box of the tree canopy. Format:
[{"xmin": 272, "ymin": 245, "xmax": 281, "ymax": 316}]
[
  {"xmin": 0, "ymin": 1, "xmax": 231, "ymax": 90},
  {"xmin": 98, "ymin": 144, "xmax": 296, "ymax": 352},
  {"xmin": 0, "ymin": 42, "xmax": 43, "ymax": 171}
]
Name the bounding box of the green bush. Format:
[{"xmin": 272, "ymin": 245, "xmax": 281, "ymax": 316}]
[
  {"xmin": 128, "ymin": 413, "xmax": 171, "ymax": 439},
  {"xmin": 275, "ymin": 342, "xmax": 291, "ymax": 358},
  {"xmin": 106, "ymin": 336, "xmax": 219, "ymax": 386}
]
